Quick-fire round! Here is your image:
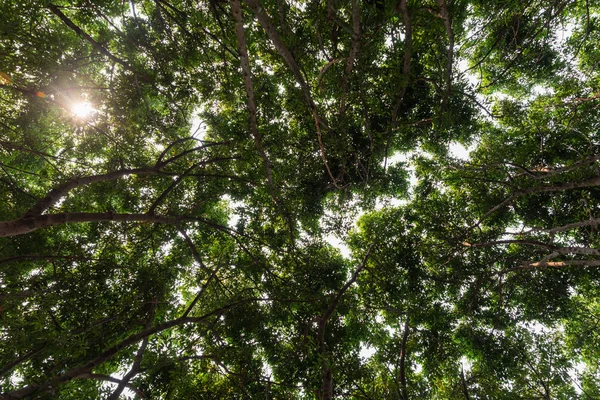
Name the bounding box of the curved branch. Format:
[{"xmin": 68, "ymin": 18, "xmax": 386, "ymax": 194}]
[
  {"xmin": 242, "ymin": 0, "xmax": 315, "ymax": 114},
  {"xmin": 465, "ymin": 239, "xmax": 600, "ymax": 256},
  {"xmin": 0, "ymin": 305, "xmax": 229, "ymax": 399},
  {"xmin": 23, "ymin": 167, "xmax": 159, "ymax": 217},
  {"xmin": 0, "ymin": 212, "xmax": 189, "ymax": 237},
  {"xmin": 108, "ymin": 302, "xmax": 157, "ymax": 400}
]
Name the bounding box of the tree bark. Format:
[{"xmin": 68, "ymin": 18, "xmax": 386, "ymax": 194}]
[
  {"xmin": 437, "ymin": 0, "xmax": 454, "ymax": 113},
  {"xmin": 392, "ymin": 0, "xmax": 412, "ymax": 124},
  {"xmin": 317, "ymin": 246, "xmax": 372, "ymax": 400},
  {"xmin": 23, "ymin": 167, "xmax": 159, "ymax": 217},
  {"xmin": 47, "ymin": 4, "xmax": 145, "ymax": 79},
  {"xmin": 338, "ymin": 0, "xmax": 360, "ymax": 117},
  {"xmin": 399, "ymin": 318, "xmax": 410, "ymax": 400},
  {"xmin": 231, "ymin": 0, "xmax": 278, "ymax": 201},
  {"xmin": 476, "ymin": 176, "xmax": 600, "ymax": 229},
  {"xmin": 0, "ymin": 213, "xmax": 185, "ymax": 237}
]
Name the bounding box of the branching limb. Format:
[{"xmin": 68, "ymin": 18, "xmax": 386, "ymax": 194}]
[
  {"xmin": 178, "ymin": 228, "xmax": 229, "ymax": 317},
  {"xmin": 542, "ymin": 217, "xmax": 600, "ymax": 234},
  {"xmin": 317, "ymin": 58, "xmax": 345, "ymax": 94},
  {"xmin": 0, "ymin": 305, "xmax": 233, "ymax": 399},
  {"xmin": 147, "ymin": 164, "xmax": 197, "ymax": 215},
  {"xmin": 23, "ymin": 167, "xmax": 157, "ymax": 217},
  {"xmin": 242, "ymin": 0, "xmax": 314, "ymax": 113},
  {"xmin": 23, "ymin": 142, "xmax": 229, "ymax": 218}
]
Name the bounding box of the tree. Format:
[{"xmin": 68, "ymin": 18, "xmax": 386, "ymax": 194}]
[{"xmin": 1, "ymin": 0, "xmax": 599, "ymax": 398}]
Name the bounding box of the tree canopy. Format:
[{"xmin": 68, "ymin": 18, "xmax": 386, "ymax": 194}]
[{"xmin": 1, "ymin": 0, "xmax": 600, "ymax": 398}]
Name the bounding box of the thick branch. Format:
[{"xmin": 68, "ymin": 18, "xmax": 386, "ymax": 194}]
[
  {"xmin": 317, "ymin": 245, "xmax": 373, "ymax": 400},
  {"xmin": 242, "ymin": 0, "xmax": 337, "ymax": 187},
  {"xmin": 47, "ymin": 4, "xmax": 143, "ymax": 78},
  {"xmin": 437, "ymin": 0, "xmax": 454, "ymax": 112},
  {"xmin": 338, "ymin": 0, "xmax": 361, "ymax": 117},
  {"xmin": 544, "ymin": 217, "xmax": 600, "ymax": 234},
  {"xmin": 0, "ymin": 212, "xmax": 190, "ymax": 237},
  {"xmin": 24, "ymin": 145, "xmax": 229, "ymax": 218},
  {"xmin": 392, "ymin": 0, "xmax": 412, "ymax": 124},
  {"xmin": 231, "ymin": 0, "xmax": 277, "ymax": 198},
  {"xmin": 24, "ymin": 167, "xmax": 158, "ymax": 217},
  {"xmin": 501, "ymin": 259, "xmax": 600, "ymax": 274},
  {"xmin": 399, "ymin": 318, "xmax": 410, "ymax": 400},
  {"xmin": 79, "ymin": 374, "xmax": 146, "ymax": 399},
  {"xmin": 243, "ymin": 0, "xmax": 314, "ymax": 114},
  {"xmin": 475, "ymin": 175, "xmax": 600, "ymax": 228}
]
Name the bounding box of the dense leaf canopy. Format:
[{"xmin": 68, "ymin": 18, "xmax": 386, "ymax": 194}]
[{"xmin": 1, "ymin": 0, "xmax": 600, "ymax": 398}]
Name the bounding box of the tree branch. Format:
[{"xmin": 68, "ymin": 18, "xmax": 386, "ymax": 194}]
[
  {"xmin": 501, "ymin": 259, "xmax": 600, "ymax": 274},
  {"xmin": 0, "ymin": 305, "xmax": 229, "ymax": 399},
  {"xmin": 542, "ymin": 217, "xmax": 600, "ymax": 234},
  {"xmin": 231, "ymin": 0, "xmax": 278, "ymax": 200},
  {"xmin": 317, "ymin": 245, "xmax": 373, "ymax": 400},
  {"xmin": 242, "ymin": 0, "xmax": 337, "ymax": 187},
  {"xmin": 23, "ymin": 167, "xmax": 159, "ymax": 217},
  {"xmin": 392, "ymin": 0, "xmax": 412, "ymax": 125},
  {"xmin": 242, "ymin": 0, "xmax": 315, "ymax": 116},
  {"xmin": 436, "ymin": 0, "xmax": 454, "ymax": 113},
  {"xmin": 0, "ymin": 212, "xmax": 193, "ymax": 237},
  {"xmin": 338, "ymin": 0, "xmax": 361, "ymax": 118},
  {"xmin": 399, "ymin": 318, "xmax": 410, "ymax": 400},
  {"xmin": 47, "ymin": 4, "xmax": 146, "ymax": 79},
  {"xmin": 108, "ymin": 301, "xmax": 156, "ymax": 400},
  {"xmin": 79, "ymin": 374, "xmax": 147, "ymax": 399},
  {"xmin": 474, "ymin": 175, "xmax": 600, "ymax": 229}
]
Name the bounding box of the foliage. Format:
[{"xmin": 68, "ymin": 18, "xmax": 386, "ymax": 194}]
[{"xmin": 1, "ymin": 0, "xmax": 600, "ymax": 398}]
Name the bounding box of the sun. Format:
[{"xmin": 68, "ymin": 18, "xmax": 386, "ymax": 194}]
[{"xmin": 71, "ymin": 101, "xmax": 95, "ymax": 118}]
